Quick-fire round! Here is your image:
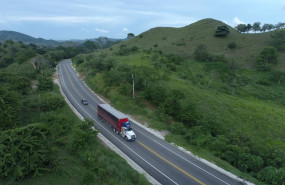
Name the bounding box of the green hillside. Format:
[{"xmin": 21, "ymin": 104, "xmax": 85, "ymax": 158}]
[
  {"xmin": 74, "ymin": 18, "xmax": 285, "ymax": 185},
  {"xmin": 116, "ymin": 18, "xmax": 285, "ymax": 70}
]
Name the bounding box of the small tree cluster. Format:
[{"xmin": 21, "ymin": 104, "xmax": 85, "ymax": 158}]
[{"xmin": 236, "ymin": 22, "xmax": 285, "ymax": 33}]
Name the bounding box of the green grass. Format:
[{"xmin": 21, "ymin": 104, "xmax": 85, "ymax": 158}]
[{"xmin": 107, "ymin": 18, "xmax": 285, "ymax": 71}]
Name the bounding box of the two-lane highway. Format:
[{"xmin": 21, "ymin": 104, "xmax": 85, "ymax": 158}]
[{"xmin": 58, "ymin": 59, "xmax": 245, "ymax": 185}]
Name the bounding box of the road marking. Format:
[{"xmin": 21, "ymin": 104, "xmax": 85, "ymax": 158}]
[
  {"xmin": 58, "ymin": 63, "xmax": 179, "ymax": 185},
  {"xmin": 134, "ymin": 128, "xmax": 231, "ymax": 185},
  {"xmin": 62, "ymin": 64, "xmax": 98, "ymax": 112},
  {"xmin": 137, "ymin": 140, "xmax": 206, "ymax": 185},
  {"xmin": 65, "ymin": 60, "xmax": 101, "ymax": 105}
]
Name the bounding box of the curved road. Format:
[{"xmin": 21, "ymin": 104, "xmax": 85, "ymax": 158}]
[{"xmin": 57, "ymin": 59, "xmax": 245, "ymax": 185}]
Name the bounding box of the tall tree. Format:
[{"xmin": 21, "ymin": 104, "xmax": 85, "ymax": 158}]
[
  {"xmin": 246, "ymin": 24, "xmax": 252, "ymax": 32},
  {"xmin": 262, "ymin": 24, "xmax": 270, "ymax": 32},
  {"xmin": 127, "ymin": 33, "xmax": 135, "ymax": 39},
  {"xmin": 236, "ymin": 24, "xmax": 247, "ymax": 33},
  {"xmin": 275, "ymin": 22, "xmax": 285, "ymax": 29},
  {"xmin": 252, "ymin": 22, "xmax": 261, "ymax": 32}
]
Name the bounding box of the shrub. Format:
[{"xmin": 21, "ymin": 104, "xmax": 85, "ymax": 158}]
[
  {"xmin": 228, "ymin": 42, "xmax": 237, "ymax": 49},
  {"xmin": 215, "ymin": 25, "xmax": 230, "ymax": 37},
  {"xmin": 38, "ymin": 76, "xmax": 53, "ymax": 91},
  {"xmin": 194, "ymin": 44, "xmax": 212, "ymax": 62},
  {"xmin": 0, "ymin": 123, "xmax": 53, "ymax": 179},
  {"xmin": 170, "ymin": 122, "xmax": 187, "ymax": 135},
  {"xmin": 41, "ymin": 92, "xmax": 65, "ymax": 111},
  {"xmin": 256, "ymin": 46, "xmax": 278, "ymax": 71}
]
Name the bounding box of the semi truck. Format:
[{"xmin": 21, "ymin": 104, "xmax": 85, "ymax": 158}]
[{"xmin": 97, "ymin": 104, "xmax": 136, "ymax": 141}]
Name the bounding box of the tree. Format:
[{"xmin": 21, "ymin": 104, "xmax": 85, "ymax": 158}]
[
  {"xmin": 275, "ymin": 22, "xmax": 285, "ymax": 29},
  {"xmin": 257, "ymin": 46, "xmax": 278, "ymax": 71},
  {"xmin": 127, "ymin": 33, "xmax": 135, "ymax": 39},
  {"xmin": 262, "ymin": 24, "xmax": 272, "ymax": 32},
  {"xmin": 252, "ymin": 22, "xmax": 261, "ymax": 32},
  {"xmin": 271, "ymin": 29, "xmax": 285, "ymax": 51},
  {"xmin": 246, "ymin": 24, "xmax": 252, "ymax": 32},
  {"xmin": 267, "ymin": 24, "xmax": 275, "ymax": 31},
  {"xmin": 194, "ymin": 44, "xmax": 212, "ymax": 62},
  {"xmin": 82, "ymin": 40, "xmax": 97, "ymax": 52},
  {"xmin": 236, "ymin": 24, "xmax": 247, "ymax": 33},
  {"xmin": 215, "ymin": 25, "xmax": 230, "ymax": 37}
]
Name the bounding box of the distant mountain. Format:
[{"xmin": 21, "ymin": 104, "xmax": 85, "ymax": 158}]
[
  {"xmin": 0, "ymin": 30, "xmax": 59, "ymax": 46},
  {"xmin": 0, "ymin": 30, "xmax": 124, "ymax": 48}
]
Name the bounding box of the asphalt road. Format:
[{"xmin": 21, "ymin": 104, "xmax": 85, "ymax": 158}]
[{"xmin": 57, "ymin": 59, "xmax": 245, "ymax": 185}]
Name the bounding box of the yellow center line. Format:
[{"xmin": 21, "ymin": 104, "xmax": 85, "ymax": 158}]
[
  {"xmin": 137, "ymin": 140, "xmax": 206, "ymax": 185},
  {"xmin": 62, "ymin": 65, "xmax": 98, "ymax": 112}
]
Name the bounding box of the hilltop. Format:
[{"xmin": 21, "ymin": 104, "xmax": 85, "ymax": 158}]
[{"xmin": 116, "ymin": 18, "xmax": 285, "ymax": 70}]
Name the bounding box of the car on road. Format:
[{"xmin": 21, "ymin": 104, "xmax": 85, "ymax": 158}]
[{"xmin": 81, "ymin": 99, "xmax": 88, "ymax": 105}]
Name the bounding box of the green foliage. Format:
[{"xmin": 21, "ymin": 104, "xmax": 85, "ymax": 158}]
[
  {"xmin": 82, "ymin": 40, "xmax": 98, "ymax": 52},
  {"xmin": 271, "ymin": 29, "xmax": 285, "ymax": 51},
  {"xmin": 127, "ymin": 33, "xmax": 135, "ymax": 39},
  {"xmin": 215, "ymin": 25, "xmax": 230, "ymax": 37},
  {"xmin": 257, "ymin": 166, "xmax": 285, "ymax": 185},
  {"xmin": 235, "ymin": 24, "xmax": 247, "ymax": 33},
  {"xmin": 194, "ymin": 44, "xmax": 212, "ymax": 62},
  {"xmin": 71, "ymin": 120, "xmax": 97, "ymax": 154},
  {"xmin": 257, "ymin": 46, "xmax": 278, "ymax": 71},
  {"xmin": 117, "ymin": 44, "xmax": 139, "ymax": 55},
  {"xmin": 38, "ymin": 76, "xmax": 54, "ymax": 91},
  {"xmin": 0, "ymin": 123, "xmax": 53, "ymax": 180},
  {"xmin": 252, "ymin": 22, "xmax": 261, "ymax": 32},
  {"xmin": 228, "ymin": 42, "xmax": 237, "ymax": 49},
  {"xmin": 0, "ymin": 87, "xmax": 22, "ymax": 131},
  {"xmin": 41, "ymin": 92, "xmax": 65, "ymax": 111}
]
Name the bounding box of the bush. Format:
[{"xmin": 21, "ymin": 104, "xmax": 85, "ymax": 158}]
[
  {"xmin": 41, "ymin": 92, "xmax": 65, "ymax": 111},
  {"xmin": 170, "ymin": 122, "xmax": 187, "ymax": 135},
  {"xmin": 228, "ymin": 42, "xmax": 237, "ymax": 49},
  {"xmin": 257, "ymin": 166, "xmax": 285, "ymax": 185},
  {"xmin": 194, "ymin": 44, "xmax": 212, "ymax": 62},
  {"xmin": 38, "ymin": 76, "xmax": 54, "ymax": 91},
  {"xmin": 0, "ymin": 123, "xmax": 53, "ymax": 179},
  {"xmin": 256, "ymin": 46, "xmax": 278, "ymax": 71},
  {"xmin": 215, "ymin": 25, "xmax": 230, "ymax": 37}
]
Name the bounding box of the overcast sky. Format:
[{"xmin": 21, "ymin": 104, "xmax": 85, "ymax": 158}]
[{"xmin": 0, "ymin": 0, "xmax": 284, "ymax": 40}]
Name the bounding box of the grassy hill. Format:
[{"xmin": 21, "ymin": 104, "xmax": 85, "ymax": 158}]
[
  {"xmin": 73, "ymin": 18, "xmax": 285, "ymax": 185},
  {"xmin": 116, "ymin": 18, "xmax": 285, "ymax": 70}
]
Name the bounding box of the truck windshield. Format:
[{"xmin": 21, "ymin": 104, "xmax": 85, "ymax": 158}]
[{"xmin": 123, "ymin": 121, "xmax": 132, "ymax": 131}]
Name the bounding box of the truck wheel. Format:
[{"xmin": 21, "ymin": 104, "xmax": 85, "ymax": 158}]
[{"xmin": 124, "ymin": 136, "xmax": 128, "ymax": 141}]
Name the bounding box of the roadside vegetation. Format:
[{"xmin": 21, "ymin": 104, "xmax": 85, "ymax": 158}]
[
  {"xmin": 0, "ymin": 40, "xmax": 150, "ymax": 185},
  {"xmin": 73, "ymin": 19, "xmax": 285, "ymax": 185}
]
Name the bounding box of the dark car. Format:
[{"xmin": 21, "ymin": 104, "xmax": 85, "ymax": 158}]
[{"xmin": 81, "ymin": 99, "xmax": 88, "ymax": 105}]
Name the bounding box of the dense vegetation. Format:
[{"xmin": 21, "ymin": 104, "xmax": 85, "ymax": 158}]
[
  {"xmin": 0, "ymin": 40, "xmax": 150, "ymax": 185},
  {"xmin": 73, "ymin": 19, "xmax": 285, "ymax": 185}
]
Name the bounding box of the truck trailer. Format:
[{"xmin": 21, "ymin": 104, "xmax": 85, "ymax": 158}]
[{"xmin": 97, "ymin": 104, "xmax": 136, "ymax": 141}]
